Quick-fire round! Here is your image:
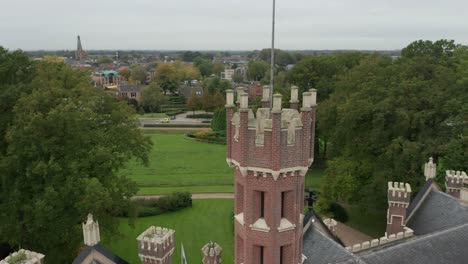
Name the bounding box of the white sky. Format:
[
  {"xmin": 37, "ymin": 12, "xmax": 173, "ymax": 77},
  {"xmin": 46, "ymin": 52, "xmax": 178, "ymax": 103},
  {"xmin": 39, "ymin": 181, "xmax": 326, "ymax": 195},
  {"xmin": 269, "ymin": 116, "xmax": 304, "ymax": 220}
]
[{"xmin": 1, "ymin": 0, "xmax": 467, "ymax": 50}]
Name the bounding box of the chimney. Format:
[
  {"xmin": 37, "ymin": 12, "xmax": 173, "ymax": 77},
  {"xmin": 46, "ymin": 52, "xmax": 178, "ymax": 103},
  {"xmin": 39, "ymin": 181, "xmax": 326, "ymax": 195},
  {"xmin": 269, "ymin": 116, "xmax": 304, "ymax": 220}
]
[
  {"xmin": 386, "ymin": 182, "xmax": 411, "ymax": 237},
  {"xmin": 202, "ymin": 242, "xmax": 222, "ymax": 264},
  {"xmin": 137, "ymin": 226, "xmax": 175, "ymax": 264},
  {"xmin": 83, "ymin": 213, "xmax": 100, "ymax": 246},
  {"xmin": 0, "ymin": 249, "xmax": 45, "ymax": 264},
  {"xmin": 289, "ymin": 86, "xmax": 299, "ymax": 110},
  {"xmin": 445, "ymin": 170, "xmax": 468, "ymax": 199},
  {"xmin": 424, "ymin": 157, "xmax": 436, "ymax": 181}
]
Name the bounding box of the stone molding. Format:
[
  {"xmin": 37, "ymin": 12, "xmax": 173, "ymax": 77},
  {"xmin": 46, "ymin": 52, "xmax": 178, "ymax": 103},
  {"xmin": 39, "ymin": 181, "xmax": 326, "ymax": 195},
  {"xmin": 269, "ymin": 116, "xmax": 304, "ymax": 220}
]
[
  {"xmin": 345, "ymin": 227, "xmax": 414, "ymax": 253},
  {"xmin": 229, "ymin": 158, "xmax": 308, "ymax": 180},
  {"xmin": 250, "ymin": 218, "xmax": 271, "ymax": 232}
]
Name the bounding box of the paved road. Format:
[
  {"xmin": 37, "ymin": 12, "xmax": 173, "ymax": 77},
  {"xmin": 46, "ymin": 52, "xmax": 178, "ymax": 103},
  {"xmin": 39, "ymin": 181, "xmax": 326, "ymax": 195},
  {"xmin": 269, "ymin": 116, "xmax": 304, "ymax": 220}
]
[{"xmin": 132, "ymin": 193, "xmax": 234, "ymax": 200}]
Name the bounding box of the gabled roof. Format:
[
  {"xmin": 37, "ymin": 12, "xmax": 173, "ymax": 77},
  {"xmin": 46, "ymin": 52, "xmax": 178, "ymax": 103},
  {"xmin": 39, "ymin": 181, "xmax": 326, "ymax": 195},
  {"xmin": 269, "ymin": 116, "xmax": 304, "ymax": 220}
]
[
  {"xmin": 72, "ymin": 243, "xmax": 129, "ymax": 264},
  {"xmin": 406, "ymin": 179, "xmax": 435, "ymax": 220},
  {"xmin": 406, "ymin": 189, "xmax": 468, "ymax": 235},
  {"xmin": 118, "ymin": 84, "xmax": 146, "ymax": 92},
  {"xmin": 303, "ymin": 226, "xmax": 354, "ymax": 264}
]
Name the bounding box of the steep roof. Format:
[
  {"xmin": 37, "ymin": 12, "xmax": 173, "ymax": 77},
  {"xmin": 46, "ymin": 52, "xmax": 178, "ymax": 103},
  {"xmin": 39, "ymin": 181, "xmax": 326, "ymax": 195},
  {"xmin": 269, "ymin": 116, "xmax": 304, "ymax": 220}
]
[
  {"xmin": 406, "ymin": 189, "xmax": 468, "ymax": 235},
  {"xmin": 303, "ymin": 226, "xmax": 354, "ymax": 264},
  {"xmin": 72, "ymin": 243, "xmax": 129, "ymax": 264}
]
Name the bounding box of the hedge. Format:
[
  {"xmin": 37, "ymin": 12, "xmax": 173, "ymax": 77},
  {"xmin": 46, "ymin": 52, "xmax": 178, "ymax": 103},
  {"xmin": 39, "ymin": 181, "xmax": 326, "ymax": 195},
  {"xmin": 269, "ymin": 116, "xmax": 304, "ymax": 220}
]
[
  {"xmin": 186, "ymin": 114, "xmax": 213, "ymax": 119},
  {"xmin": 142, "ymin": 123, "xmax": 211, "ymax": 128},
  {"xmin": 126, "ymin": 192, "xmax": 192, "ymax": 217}
]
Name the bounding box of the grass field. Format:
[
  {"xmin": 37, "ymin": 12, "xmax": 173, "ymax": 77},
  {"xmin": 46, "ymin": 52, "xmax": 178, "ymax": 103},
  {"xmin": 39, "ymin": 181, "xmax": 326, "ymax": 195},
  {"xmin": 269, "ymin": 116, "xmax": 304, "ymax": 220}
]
[
  {"xmin": 103, "ymin": 199, "xmax": 234, "ymax": 264},
  {"xmin": 122, "ymin": 131, "xmax": 233, "ymax": 195}
]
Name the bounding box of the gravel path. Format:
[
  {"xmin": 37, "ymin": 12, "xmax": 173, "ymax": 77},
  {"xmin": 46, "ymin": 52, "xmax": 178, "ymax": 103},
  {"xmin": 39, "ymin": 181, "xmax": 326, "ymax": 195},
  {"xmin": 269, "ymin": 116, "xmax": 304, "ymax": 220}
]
[{"xmin": 132, "ymin": 193, "xmax": 234, "ymax": 200}]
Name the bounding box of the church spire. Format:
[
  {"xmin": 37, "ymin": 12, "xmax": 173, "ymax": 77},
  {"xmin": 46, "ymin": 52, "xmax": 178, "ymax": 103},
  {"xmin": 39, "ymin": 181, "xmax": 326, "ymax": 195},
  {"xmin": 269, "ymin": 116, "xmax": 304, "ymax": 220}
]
[{"xmin": 75, "ymin": 35, "xmax": 87, "ymax": 61}]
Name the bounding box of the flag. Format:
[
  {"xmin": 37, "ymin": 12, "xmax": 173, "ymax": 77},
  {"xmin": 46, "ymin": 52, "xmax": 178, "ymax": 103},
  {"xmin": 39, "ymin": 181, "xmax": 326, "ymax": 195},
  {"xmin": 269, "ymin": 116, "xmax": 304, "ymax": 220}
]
[{"xmin": 181, "ymin": 243, "xmax": 188, "ymax": 264}]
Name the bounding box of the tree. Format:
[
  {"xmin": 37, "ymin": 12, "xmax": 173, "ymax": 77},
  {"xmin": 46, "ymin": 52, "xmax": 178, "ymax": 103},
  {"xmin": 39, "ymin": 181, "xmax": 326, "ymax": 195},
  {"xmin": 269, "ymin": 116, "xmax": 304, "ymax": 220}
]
[
  {"xmin": 194, "ymin": 57, "xmax": 214, "ymax": 77},
  {"xmin": 232, "ymin": 71, "xmax": 244, "ymax": 83},
  {"xmin": 119, "ymin": 68, "xmax": 131, "ymax": 80},
  {"xmin": 140, "ymin": 83, "xmax": 169, "ymax": 113},
  {"xmin": 211, "ymin": 107, "xmax": 226, "ymax": 132},
  {"xmin": 0, "ymin": 61, "xmax": 151, "ymax": 263},
  {"xmin": 203, "ymin": 77, "xmax": 231, "ymax": 95},
  {"xmin": 130, "ymin": 65, "xmax": 147, "ymax": 84},
  {"xmin": 154, "ymin": 61, "xmax": 201, "ymax": 93},
  {"xmin": 213, "ymin": 90, "xmax": 226, "ymax": 109},
  {"xmin": 201, "ymin": 88, "xmax": 215, "ymax": 111},
  {"xmin": 212, "ymin": 62, "xmax": 225, "ymax": 76},
  {"xmin": 247, "ymin": 60, "xmax": 269, "ymax": 81},
  {"xmin": 186, "ymin": 90, "xmax": 201, "ymax": 114}
]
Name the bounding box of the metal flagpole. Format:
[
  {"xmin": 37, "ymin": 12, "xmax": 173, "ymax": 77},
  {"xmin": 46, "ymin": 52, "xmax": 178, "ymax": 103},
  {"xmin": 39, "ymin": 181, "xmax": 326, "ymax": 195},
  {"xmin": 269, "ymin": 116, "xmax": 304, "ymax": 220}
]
[{"xmin": 269, "ymin": 0, "xmax": 276, "ymax": 108}]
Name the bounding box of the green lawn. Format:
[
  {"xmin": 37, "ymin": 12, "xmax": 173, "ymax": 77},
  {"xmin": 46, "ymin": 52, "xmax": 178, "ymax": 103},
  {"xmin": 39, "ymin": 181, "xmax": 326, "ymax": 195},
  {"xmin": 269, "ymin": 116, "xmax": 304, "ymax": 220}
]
[
  {"xmin": 135, "ymin": 113, "xmax": 168, "ymax": 118},
  {"xmin": 122, "ymin": 131, "xmax": 233, "ymax": 195},
  {"xmin": 103, "ymin": 199, "xmax": 234, "ymax": 264}
]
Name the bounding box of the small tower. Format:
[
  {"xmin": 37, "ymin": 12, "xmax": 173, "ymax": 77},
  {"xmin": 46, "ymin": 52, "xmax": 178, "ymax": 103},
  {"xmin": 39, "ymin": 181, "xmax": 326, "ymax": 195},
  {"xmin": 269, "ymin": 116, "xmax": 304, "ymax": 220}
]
[
  {"xmin": 202, "ymin": 242, "xmax": 222, "ymax": 264},
  {"xmin": 137, "ymin": 226, "xmax": 175, "ymax": 264},
  {"xmin": 82, "ymin": 213, "xmax": 100, "ymax": 246},
  {"xmin": 75, "ymin": 35, "xmax": 87, "ymax": 61},
  {"xmin": 0, "ymin": 249, "xmax": 45, "ymax": 264},
  {"xmin": 424, "ymin": 157, "xmax": 436, "ymax": 181},
  {"xmin": 226, "ymin": 86, "xmax": 317, "ymax": 264},
  {"xmin": 445, "ymin": 170, "xmax": 468, "ymax": 198},
  {"xmin": 386, "ymin": 182, "xmax": 411, "ymax": 236}
]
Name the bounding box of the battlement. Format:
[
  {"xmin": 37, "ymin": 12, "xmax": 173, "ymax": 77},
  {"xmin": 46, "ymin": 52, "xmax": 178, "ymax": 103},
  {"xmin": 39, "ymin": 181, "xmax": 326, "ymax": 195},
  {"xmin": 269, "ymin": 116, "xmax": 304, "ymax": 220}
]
[
  {"xmin": 388, "ymin": 182, "xmax": 411, "ymax": 206},
  {"xmin": 226, "ymin": 86, "xmax": 317, "ymax": 180},
  {"xmin": 446, "ymin": 170, "xmax": 468, "ymax": 184},
  {"xmin": 137, "ymin": 226, "xmax": 175, "ymax": 264},
  {"xmin": 0, "ymin": 249, "xmax": 45, "ymax": 264},
  {"xmin": 346, "ymin": 227, "xmax": 414, "ymax": 253}
]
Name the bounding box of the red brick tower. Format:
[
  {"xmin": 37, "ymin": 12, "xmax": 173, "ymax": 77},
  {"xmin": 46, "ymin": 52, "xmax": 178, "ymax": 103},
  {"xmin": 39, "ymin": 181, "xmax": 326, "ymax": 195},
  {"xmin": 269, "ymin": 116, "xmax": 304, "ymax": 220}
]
[
  {"xmin": 226, "ymin": 87, "xmax": 317, "ymax": 264},
  {"xmin": 386, "ymin": 182, "xmax": 411, "ymax": 236}
]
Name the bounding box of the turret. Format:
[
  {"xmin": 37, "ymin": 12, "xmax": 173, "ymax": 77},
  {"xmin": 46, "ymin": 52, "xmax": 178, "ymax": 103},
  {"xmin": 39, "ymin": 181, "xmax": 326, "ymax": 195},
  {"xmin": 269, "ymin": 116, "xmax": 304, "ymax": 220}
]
[
  {"xmin": 137, "ymin": 226, "xmax": 175, "ymax": 264},
  {"xmin": 202, "ymin": 242, "xmax": 222, "ymax": 264},
  {"xmin": 386, "ymin": 182, "xmax": 411, "ymax": 236}
]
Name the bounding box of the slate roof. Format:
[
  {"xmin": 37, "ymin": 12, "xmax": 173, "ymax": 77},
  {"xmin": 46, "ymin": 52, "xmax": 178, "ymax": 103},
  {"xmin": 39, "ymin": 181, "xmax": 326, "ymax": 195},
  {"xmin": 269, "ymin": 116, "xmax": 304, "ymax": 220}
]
[
  {"xmin": 406, "ymin": 189, "xmax": 468, "ymax": 235},
  {"xmin": 72, "ymin": 243, "xmax": 129, "ymax": 264},
  {"xmin": 303, "ymin": 226, "xmax": 354, "ymax": 264},
  {"xmin": 339, "ymin": 223, "xmax": 468, "ymax": 264},
  {"xmin": 118, "ymin": 84, "xmax": 146, "ymax": 92},
  {"xmin": 406, "ymin": 178, "xmax": 435, "ymax": 218}
]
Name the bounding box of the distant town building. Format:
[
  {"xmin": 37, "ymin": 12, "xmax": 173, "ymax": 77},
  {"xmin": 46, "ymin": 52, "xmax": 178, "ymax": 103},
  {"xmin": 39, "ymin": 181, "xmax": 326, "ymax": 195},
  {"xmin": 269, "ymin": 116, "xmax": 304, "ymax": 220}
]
[
  {"xmin": 92, "ymin": 70, "xmax": 120, "ymax": 88},
  {"xmin": 118, "ymin": 84, "xmax": 146, "ymax": 101},
  {"xmin": 178, "ymin": 85, "xmax": 203, "ymax": 99},
  {"xmin": 221, "ymin": 69, "xmax": 235, "ymax": 81},
  {"xmin": 75, "ymin": 35, "xmax": 87, "ymax": 61}
]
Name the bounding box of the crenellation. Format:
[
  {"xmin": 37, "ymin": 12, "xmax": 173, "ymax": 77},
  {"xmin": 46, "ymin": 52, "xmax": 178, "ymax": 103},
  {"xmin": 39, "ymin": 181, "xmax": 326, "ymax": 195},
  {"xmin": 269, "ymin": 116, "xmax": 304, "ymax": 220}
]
[
  {"xmin": 445, "ymin": 170, "xmax": 468, "ymax": 198},
  {"xmin": 346, "ymin": 227, "xmax": 414, "ymax": 253},
  {"xmin": 137, "ymin": 226, "xmax": 175, "ymax": 264},
  {"xmin": 0, "ymin": 249, "xmax": 45, "ymax": 264}
]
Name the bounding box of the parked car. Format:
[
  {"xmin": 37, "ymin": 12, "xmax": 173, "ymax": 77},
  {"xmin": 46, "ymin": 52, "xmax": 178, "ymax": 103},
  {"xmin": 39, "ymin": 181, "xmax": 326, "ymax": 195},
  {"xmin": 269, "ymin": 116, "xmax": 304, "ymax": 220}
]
[
  {"xmin": 170, "ymin": 115, "xmax": 176, "ymax": 120},
  {"xmin": 161, "ymin": 118, "xmax": 170, "ymax": 123}
]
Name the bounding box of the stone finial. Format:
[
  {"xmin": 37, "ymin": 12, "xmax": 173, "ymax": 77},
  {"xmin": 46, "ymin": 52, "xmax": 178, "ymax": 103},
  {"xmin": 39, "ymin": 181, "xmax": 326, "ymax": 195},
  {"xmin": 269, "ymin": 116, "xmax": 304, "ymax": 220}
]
[
  {"xmin": 323, "ymin": 218, "xmax": 338, "ymax": 232},
  {"xmin": 262, "ymin": 85, "xmax": 270, "ymax": 101},
  {"xmin": 272, "ymin": 93, "xmax": 282, "ymax": 112},
  {"xmin": 202, "ymin": 242, "xmax": 222, "ymax": 264},
  {"xmin": 226, "ymin": 89, "xmax": 234, "ymax": 107},
  {"xmin": 0, "ymin": 249, "xmax": 45, "ymax": 264},
  {"xmin": 309, "ymin": 88, "xmax": 317, "ymax": 106},
  {"xmin": 302, "ymin": 92, "xmax": 312, "ymax": 109},
  {"xmin": 83, "ymin": 213, "xmax": 100, "ymax": 246},
  {"xmin": 424, "ymin": 157, "xmax": 436, "ymax": 180},
  {"xmin": 290, "ymin": 86, "xmax": 299, "ymax": 103},
  {"xmin": 239, "ymin": 92, "xmax": 249, "ymax": 109}
]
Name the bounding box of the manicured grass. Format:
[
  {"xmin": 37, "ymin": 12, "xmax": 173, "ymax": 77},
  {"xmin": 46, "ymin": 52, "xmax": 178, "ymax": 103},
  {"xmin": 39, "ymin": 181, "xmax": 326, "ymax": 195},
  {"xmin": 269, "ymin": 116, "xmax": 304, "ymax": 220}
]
[
  {"xmin": 103, "ymin": 199, "xmax": 234, "ymax": 264},
  {"xmin": 342, "ymin": 204, "xmax": 386, "ymax": 237},
  {"xmin": 121, "ymin": 131, "xmax": 233, "ymax": 195},
  {"xmin": 135, "ymin": 113, "xmax": 168, "ymax": 118}
]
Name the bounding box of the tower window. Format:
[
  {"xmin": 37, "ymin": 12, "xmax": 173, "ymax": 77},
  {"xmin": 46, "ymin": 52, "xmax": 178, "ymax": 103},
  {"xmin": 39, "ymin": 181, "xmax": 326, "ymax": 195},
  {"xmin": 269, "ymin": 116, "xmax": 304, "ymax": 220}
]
[
  {"xmin": 280, "ymin": 246, "xmax": 284, "ymax": 264},
  {"xmin": 260, "ymin": 246, "xmax": 264, "ymax": 264},
  {"xmin": 281, "ymin": 191, "xmax": 285, "ymax": 218},
  {"xmin": 260, "ymin": 191, "xmax": 265, "ymax": 218}
]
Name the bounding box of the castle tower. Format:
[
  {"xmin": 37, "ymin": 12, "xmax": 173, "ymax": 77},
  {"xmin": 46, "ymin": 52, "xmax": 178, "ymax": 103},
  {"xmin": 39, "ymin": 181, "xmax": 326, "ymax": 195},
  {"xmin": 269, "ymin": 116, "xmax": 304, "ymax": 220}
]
[
  {"xmin": 386, "ymin": 182, "xmax": 411, "ymax": 236},
  {"xmin": 424, "ymin": 157, "xmax": 436, "ymax": 181},
  {"xmin": 202, "ymin": 242, "xmax": 222, "ymax": 264},
  {"xmin": 75, "ymin": 35, "xmax": 87, "ymax": 61},
  {"xmin": 445, "ymin": 170, "xmax": 468, "ymax": 198},
  {"xmin": 0, "ymin": 249, "xmax": 45, "ymax": 264},
  {"xmin": 82, "ymin": 213, "xmax": 100, "ymax": 246},
  {"xmin": 226, "ymin": 86, "xmax": 317, "ymax": 264},
  {"xmin": 137, "ymin": 226, "xmax": 175, "ymax": 264}
]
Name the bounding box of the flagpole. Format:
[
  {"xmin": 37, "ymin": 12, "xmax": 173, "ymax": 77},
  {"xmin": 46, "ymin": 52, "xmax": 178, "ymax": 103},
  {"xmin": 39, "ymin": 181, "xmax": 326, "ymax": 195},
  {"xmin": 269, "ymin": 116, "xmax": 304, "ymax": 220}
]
[{"xmin": 269, "ymin": 0, "xmax": 276, "ymax": 108}]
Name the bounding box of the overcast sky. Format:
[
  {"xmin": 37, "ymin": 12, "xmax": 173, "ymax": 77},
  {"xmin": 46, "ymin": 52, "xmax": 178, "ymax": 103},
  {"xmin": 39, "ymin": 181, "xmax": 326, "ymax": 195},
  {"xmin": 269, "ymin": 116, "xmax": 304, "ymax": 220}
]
[{"xmin": 1, "ymin": 0, "xmax": 467, "ymax": 50}]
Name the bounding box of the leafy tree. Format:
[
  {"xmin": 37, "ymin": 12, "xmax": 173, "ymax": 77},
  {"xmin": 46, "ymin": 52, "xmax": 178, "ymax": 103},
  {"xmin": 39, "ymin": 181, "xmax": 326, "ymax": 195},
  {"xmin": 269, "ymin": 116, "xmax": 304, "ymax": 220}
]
[
  {"xmin": 130, "ymin": 65, "xmax": 147, "ymax": 84},
  {"xmin": 211, "ymin": 107, "xmax": 226, "ymax": 132},
  {"xmin": 212, "ymin": 62, "xmax": 225, "ymax": 76},
  {"xmin": 140, "ymin": 83, "xmax": 169, "ymax": 113},
  {"xmin": 232, "ymin": 71, "xmax": 244, "ymax": 83},
  {"xmin": 154, "ymin": 61, "xmax": 201, "ymax": 93},
  {"xmin": 186, "ymin": 90, "xmax": 201, "ymax": 114},
  {"xmin": 401, "ymin": 39, "xmax": 458, "ymax": 59},
  {"xmin": 194, "ymin": 57, "xmax": 214, "ymax": 77},
  {"xmin": 247, "ymin": 60, "xmax": 269, "ymax": 81},
  {"xmin": 203, "ymin": 77, "xmax": 231, "ymax": 95},
  {"xmin": 201, "ymin": 87, "xmax": 215, "ymax": 111},
  {"xmin": 0, "ymin": 61, "xmax": 151, "ymax": 263},
  {"xmin": 119, "ymin": 68, "xmax": 131, "ymax": 80},
  {"xmin": 213, "ymin": 90, "xmax": 226, "ymax": 109}
]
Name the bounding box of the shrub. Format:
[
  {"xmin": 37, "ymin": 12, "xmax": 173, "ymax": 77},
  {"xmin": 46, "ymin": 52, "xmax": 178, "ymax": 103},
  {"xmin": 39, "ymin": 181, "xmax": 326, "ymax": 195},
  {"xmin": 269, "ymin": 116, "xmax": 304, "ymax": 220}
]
[
  {"xmin": 186, "ymin": 114, "xmax": 213, "ymax": 119},
  {"xmin": 329, "ymin": 202, "xmax": 349, "ymax": 222},
  {"xmin": 211, "ymin": 107, "xmax": 226, "ymax": 132},
  {"xmin": 123, "ymin": 192, "xmax": 192, "ymax": 217}
]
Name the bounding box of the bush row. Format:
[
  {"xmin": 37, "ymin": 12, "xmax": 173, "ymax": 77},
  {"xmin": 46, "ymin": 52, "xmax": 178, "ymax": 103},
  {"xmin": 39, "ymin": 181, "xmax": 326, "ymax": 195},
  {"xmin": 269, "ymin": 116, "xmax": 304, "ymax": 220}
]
[
  {"xmin": 127, "ymin": 192, "xmax": 192, "ymax": 217},
  {"xmin": 186, "ymin": 114, "xmax": 213, "ymax": 119},
  {"xmin": 142, "ymin": 123, "xmax": 211, "ymax": 128}
]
